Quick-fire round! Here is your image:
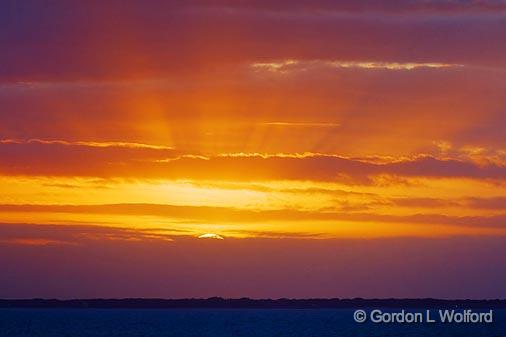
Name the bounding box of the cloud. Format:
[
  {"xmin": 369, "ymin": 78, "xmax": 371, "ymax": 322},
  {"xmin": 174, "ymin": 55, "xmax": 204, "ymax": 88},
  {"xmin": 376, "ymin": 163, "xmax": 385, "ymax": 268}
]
[
  {"xmin": 186, "ymin": 1, "xmax": 506, "ymax": 14},
  {"xmin": 464, "ymin": 196, "xmax": 506, "ymax": 210},
  {"xmin": 0, "ymin": 139, "xmax": 174, "ymax": 150},
  {"xmin": 0, "ymin": 52, "xmax": 504, "ymax": 158},
  {"xmin": 1, "ymin": 58, "xmax": 504, "ymax": 157},
  {"xmin": 251, "ymin": 60, "xmax": 461, "ymax": 73},
  {"xmin": 1, "ymin": 225, "xmax": 505, "ymax": 298},
  {"xmin": 1, "ymin": 140, "xmax": 506, "ymax": 182},
  {"xmin": 1, "ymin": 1, "xmax": 506, "ymax": 83},
  {"xmin": 1, "ymin": 203, "xmax": 505, "ymax": 231},
  {"xmin": 0, "ymin": 222, "xmax": 177, "ymax": 245},
  {"xmin": 260, "ymin": 122, "xmax": 341, "ymax": 128},
  {"xmin": 391, "ymin": 196, "xmax": 506, "ymax": 210},
  {"xmin": 0, "ymin": 238, "xmax": 76, "ymax": 246},
  {"xmin": 0, "ymin": 138, "xmax": 180, "ymax": 177}
]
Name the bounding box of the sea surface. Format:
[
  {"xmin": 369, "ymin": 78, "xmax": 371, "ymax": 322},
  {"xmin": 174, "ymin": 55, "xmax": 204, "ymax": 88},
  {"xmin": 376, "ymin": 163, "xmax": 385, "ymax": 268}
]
[{"xmin": 0, "ymin": 308, "xmax": 505, "ymax": 337}]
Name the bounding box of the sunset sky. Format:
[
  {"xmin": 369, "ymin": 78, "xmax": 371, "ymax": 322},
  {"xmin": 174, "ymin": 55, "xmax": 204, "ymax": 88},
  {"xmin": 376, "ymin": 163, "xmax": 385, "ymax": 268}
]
[{"xmin": 1, "ymin": 0, "xmax": 505, "ymax": 299}]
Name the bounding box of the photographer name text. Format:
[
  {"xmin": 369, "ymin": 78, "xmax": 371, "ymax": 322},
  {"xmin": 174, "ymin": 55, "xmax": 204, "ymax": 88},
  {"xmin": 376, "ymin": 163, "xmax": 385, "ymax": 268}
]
[{"xmin": 353, "ymin": 309, "xmax": 494, "ymax": 324}]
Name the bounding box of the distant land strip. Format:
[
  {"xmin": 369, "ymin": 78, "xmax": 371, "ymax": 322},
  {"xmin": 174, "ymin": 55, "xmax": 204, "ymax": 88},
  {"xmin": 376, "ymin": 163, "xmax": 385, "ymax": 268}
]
[{"xmin": 1, "ymin": 298, "xmax": 505, "ymax": 309}]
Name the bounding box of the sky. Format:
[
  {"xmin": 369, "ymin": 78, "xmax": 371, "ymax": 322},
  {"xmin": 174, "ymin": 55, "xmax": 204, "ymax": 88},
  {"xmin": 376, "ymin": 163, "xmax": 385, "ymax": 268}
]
[{"xmin": 0, "ymin": 0, "xmax": 506, "ymax": 299}]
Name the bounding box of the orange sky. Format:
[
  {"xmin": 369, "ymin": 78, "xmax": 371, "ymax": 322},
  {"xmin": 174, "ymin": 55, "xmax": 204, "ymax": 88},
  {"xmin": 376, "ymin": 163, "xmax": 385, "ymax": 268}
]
[{"xmin": 1, "ymin": 0, "xmax": 505, "ymax": 299}]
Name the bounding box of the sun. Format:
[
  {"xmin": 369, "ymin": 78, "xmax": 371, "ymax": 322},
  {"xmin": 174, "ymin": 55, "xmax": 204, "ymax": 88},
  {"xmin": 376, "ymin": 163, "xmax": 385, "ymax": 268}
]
[{"xmin": 198, "ymin": 233, "xmax": 224, "ymax": 240}]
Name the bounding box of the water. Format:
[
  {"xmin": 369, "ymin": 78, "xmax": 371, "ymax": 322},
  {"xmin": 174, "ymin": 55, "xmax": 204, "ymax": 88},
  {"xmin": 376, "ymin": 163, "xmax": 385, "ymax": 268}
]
[{"xmin": 0, "ymin": 309, "xmax": 505, "ymax": 337}]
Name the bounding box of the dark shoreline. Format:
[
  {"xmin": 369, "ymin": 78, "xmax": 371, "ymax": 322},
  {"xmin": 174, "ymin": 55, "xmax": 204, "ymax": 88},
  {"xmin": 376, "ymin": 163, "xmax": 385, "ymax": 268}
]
[{"xmin": 1, "ymin": 298, "xmax": 505, "ymax": 309}]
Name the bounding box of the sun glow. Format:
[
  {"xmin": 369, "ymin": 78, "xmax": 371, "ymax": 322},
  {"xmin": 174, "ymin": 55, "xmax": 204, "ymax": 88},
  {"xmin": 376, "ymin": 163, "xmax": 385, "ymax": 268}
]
[{"xmin": 198, "ymin": 233, "xmax": 224, "ymax": 240}]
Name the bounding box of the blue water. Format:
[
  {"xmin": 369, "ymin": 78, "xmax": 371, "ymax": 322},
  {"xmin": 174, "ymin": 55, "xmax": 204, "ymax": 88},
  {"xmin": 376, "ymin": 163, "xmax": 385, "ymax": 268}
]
[{"xmin": 0, "ymin": 309, "xmax": 505, "ymax": 337}]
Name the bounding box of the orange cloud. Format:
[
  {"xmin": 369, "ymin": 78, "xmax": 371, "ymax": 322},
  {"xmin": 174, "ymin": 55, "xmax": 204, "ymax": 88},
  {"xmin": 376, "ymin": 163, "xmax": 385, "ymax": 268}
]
[{"xmin": 1, "ymin": 140, "xmax": 505, "ymax": 182}]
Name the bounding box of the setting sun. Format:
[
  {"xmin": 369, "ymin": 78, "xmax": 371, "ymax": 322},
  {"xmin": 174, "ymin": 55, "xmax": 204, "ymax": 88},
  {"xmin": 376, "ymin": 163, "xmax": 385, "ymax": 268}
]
[{"xmin": 198, "ymin": 233, "xmax": 225, "ymax": 240}]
